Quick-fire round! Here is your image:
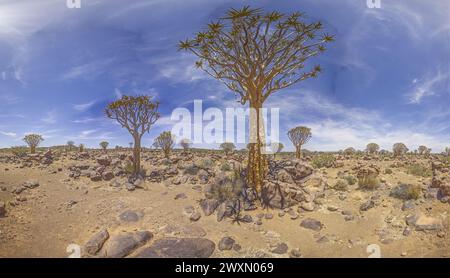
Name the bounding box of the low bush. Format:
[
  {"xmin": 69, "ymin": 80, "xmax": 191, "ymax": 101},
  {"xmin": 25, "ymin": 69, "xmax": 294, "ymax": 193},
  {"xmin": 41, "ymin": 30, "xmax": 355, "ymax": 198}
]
[
  {"xmin": 221, "ymin": 162, "xmax": 232, "ymax": 172},
  {"xmin": 390, "ymin": 184, "xmax": 422, "ymax": 200},
  {"xmin": 311, "ymin": 154, "xmax": 336, "ymax": 168},
  {"xmin": 208, "ymin": 171, "xmax": 244, "ymax": 203},
  {"xmin": 407, "ymin": 163, "xmax": 432, "ymax": 177},
  {"xmin": 333, "ymin": 179, "xmax": 349, "ymax": 191},
  {"xmin": 11, "ymin": 146, "xmax": 28, "ymax": 157},
  {"xmin": 343, "ymin": 175, "xmax": 357, "ymax": 186}
]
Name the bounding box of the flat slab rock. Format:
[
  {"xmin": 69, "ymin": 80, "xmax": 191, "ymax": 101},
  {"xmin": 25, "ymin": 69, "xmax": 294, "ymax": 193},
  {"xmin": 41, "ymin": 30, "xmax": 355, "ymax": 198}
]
[
  {"xmin": 406, "ymin": 212, "xmax": 443, "ymax": 231},
  {"xmin": 134, "ymin": 237, "xmax": 215, "ymax": 258},
  {"xmin": 119, "ymin": 210, "xmax": 143, "ymax": 222}
]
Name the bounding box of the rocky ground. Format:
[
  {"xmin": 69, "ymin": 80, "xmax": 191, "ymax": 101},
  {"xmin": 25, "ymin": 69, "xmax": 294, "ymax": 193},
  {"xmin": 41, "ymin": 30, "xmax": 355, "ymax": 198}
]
[{"xmin": 0, "ymin": 149, "xmax": 449, "ymax": 258}]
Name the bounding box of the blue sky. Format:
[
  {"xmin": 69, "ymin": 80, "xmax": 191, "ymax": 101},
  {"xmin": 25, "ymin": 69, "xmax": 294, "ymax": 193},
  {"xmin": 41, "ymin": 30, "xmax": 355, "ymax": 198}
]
[{"xmin": 0, "ymin": 0, "xmax": 449, "ymax": 151}]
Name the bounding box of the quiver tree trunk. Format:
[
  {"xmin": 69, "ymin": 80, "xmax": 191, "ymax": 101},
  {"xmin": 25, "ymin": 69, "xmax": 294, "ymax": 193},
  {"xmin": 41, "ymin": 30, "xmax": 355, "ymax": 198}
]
[
  {"xmin": 295, "ymin": 145, "xmax": 302, "ymax": 159},
  {"xmin": 30, "ymin": 146, "xmax": 36, "ymax": 154},
  {"xmin": 247, "ymin": 100, "xmax": 268, "ymax": 194},
  {"xmin": 133, "ymin": 136, "xmax": 141, "ymax": 176}
]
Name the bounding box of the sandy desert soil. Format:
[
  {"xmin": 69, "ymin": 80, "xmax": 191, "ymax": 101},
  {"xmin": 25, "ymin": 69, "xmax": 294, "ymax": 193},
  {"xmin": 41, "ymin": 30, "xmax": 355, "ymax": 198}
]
[{"xmin": 0, "ymin": 149, "xmax": 449, "ymax": 258}]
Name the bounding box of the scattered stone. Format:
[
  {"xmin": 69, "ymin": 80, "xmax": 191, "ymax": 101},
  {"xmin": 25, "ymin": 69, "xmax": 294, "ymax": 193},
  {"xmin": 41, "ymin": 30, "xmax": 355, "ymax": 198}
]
[
  {"xmin": 360, "ymin": 200, "xmax": 375, "ymax": 211},
  {"xmin": 344, "ymin": 215, "xmax": 355, "ymax": 221},
  {"xmin": 241, "ymin": 215, "xmax": 253, "ymax": 223},
  {"xmin": 403, "ymin": 226, "xmax": 412, "ymax": 236},
  {"xmin": 174, "ymin": 193, "xmax": 187, "ymax": 200},
  {"xmin": 216, "ymin": 202, "xmax": 232, "ymax": 222},
  {"xmin": 199, "ymin": 199, "xmax": 219, "ymax": 216},
  {"xmin": 437, "ymin": 231, "xmax": 446, "ymax": 238},
  {"xmin": 317, "ymin": 236, "xmax": 329, "ymax": 243},
  {"xmin": 84, "ymin": 228, "xmax": 109, "ymax": 256},
  {"xmin": 135, "ymin": 237, "xmax": 215, "ymax": 258},
  {"xmin": 97, "ymin": 156, "xmax": 111, "ymax": 166},
  {"xmin": 0, "ymin": 201, "xmax": 6, "ymax": 217},
  {"xmin": 232, "ymin": 243, "xmax": 242, "ymax": 252},
  {"xmin": 189, "ymin": 211, "xmax": 201, "ymax": 222},
  {"xmin": 270, "ymin": 243, "xmax": 288, "ymax": 254},
  {"xmin": 102, "ymin": 171, "xmax": 114, "ymax": 181},
  {"xmin": 125, "ymin": 183, "xmax": 135, "ymax": 191},
  {"xmin": 109, "ymin": 180, "xmax": 121, "ymax": 188},
  {"xmin": 119, "ymin": 210, "xmax": 140, "ymax": 222},
  {"xmin": 105, "ymin": 231, "xmax": 153, "ymax": 258},
  {"xmin": 402, "ymin": 200, "xmax": 416, "ymax": 211},
  {"xmin": 67, "ymin": 200, "xmax": 78, "ymax": 208},
  {"xmin": 327, "ymin": 205, "xmax": 339, "ymax": 212},
  {"xmin": 23, "ymin": 180, "xmax": 39, "ymax": 188},
  {"xmin": 289, "ymin": 248, "xmax": 302, "ymax": 258},
  {"xmin": 183, "ymin": 206, "xmax": 195, "ymax": 215},
  {"xmin": 90, "ymin": 173, "xmax": 102, "ymax": 182},
  {"xmin": 300, "ymin": 202, "xmax": 315, "ymax": 211},
  {"xmin": 288, "ymin": 210, "xmax": 299, "ymax": 220},
  {"xmin": 300, "ymin": 218, "xmax": 323, "ymax": 231},
  {"xmin": 264, "ymin": 213, "xmax": 273, "ymax": 220},
  {"xmin": 218, "ymin": 237, "xmax": 235, "ymax": 251}
]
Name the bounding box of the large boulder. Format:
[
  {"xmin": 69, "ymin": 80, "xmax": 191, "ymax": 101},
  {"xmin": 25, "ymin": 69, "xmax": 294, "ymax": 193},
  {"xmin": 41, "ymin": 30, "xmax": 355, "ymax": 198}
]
[
  {"xmin": 84, "ymin": 229, "xmax": 109, "ymax": 256},
  {"xmin": 199, "ymin": 199, "xmax": 220, "ymax": 216},
  {"xmin": 263, "ymin": 160, "xmax": 325, "ymax": 209},
  {"xmin": 97, "ymin": 156, "xmax": 111, "ymax": 166},
  {"xmin": 104, "ymin": 231, "xmax": 153, "ymax": 258},
  {"xmin": 102, "ymin": 171, "xmax": 114, "ymax": 181}
]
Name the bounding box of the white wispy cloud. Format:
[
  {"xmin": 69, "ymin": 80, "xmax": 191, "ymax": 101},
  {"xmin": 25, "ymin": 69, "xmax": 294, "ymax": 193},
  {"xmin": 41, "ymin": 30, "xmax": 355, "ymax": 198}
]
[
  {"xmin": 266, "ymin": 89, "xmax": 448, "ymax": 152},
  {"xmin": 407, "ymin": 70, "xmax": 450, "ymax": 104},
  {"xmin": 61, "ymin": 58, "xmax": 115, "ymax": 80},
  {"xmin": 0, "ymin": 131, "xmax": 17, "ymax": 137},
  {"xmin": 72, "ymin": 117, "xmax": 104, "ymax": 124},
  {"xmin": 150, "ymin": 53, "xmax": 206, "ymax": 83},
  {"xmin": 73, "ymin": 101, "xmax": 96, "ymax": 111},
  {"xmin": 41, "ymin": 109, "xmax": 57, "ymax": 124},
  {"xmin": 70, "ymin": 129, "xmax": 115, "ymax": 141}
]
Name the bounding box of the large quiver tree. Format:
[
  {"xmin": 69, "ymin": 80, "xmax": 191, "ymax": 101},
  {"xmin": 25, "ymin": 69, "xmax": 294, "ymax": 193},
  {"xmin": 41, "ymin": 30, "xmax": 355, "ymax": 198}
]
[{"xmin": 179, "ymin": 6, "xmax": 333, "ymax": 194}]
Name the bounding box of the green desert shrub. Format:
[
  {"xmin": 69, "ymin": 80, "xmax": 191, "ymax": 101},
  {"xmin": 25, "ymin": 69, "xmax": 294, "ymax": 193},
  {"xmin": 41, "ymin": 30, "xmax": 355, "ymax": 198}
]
[
  {"xmin": 184, "ymin": 165, "xmax": 199, "ymax": 175},
  {"xmin": 208, "ymin": 171, "xmax": 244, "ymax": 203},
  {"xmin": 384, "ymin": 168, "xmax": 393, "ymax": 174},
  {"xmin": 407, "ymin": 163, "xmax": 432, "ymax": 177},
  {"xmin": 333, "ymin": 179, "xmax": 349, "ymax": 191},
  {"xmin": 195, "ymin": 158, "xmax": 214, "ymax": 170},
  {"xmin": 358, "ymin": 175, "xmax": 380, "ymax": 190},
  {"xmin": 343, "ymin": 175, "xmax": 357, "ymax": 186},
  {"xmin": 11, "ymin": 146, "xmax": 28, "ymax": 157},
  {"xmin": 311, "ymin": 153, "xmax": 336, "ymax": 168},
  {"xmin": 390, "ymin": 184, "xmax": 422, "ymax": 200},
  {"xmin": 221, "ymin": 162, "xmax": 232, "ymax": 172}
]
